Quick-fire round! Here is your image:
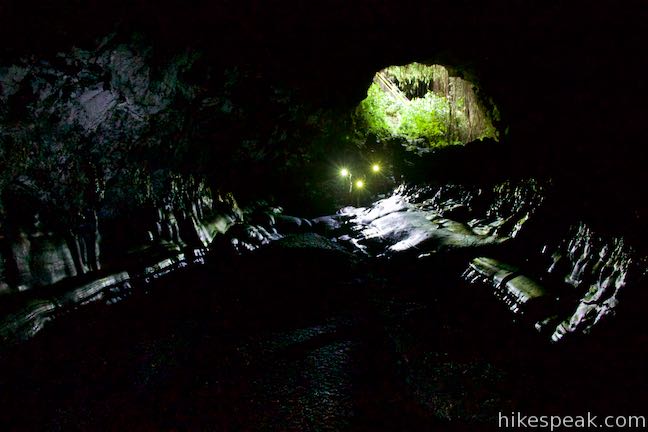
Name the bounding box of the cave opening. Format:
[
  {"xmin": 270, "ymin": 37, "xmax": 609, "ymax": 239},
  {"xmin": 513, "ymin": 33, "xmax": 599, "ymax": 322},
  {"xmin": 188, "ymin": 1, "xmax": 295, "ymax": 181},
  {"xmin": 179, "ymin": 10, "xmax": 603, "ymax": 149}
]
[{"xmin": 356, "ymin": 63, "xmax": 499, "ymax": 150}]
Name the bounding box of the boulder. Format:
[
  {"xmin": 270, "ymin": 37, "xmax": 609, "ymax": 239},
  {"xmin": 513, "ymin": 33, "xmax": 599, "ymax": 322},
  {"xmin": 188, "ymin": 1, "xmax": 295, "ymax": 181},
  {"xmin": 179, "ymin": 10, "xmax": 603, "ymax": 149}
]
[
  {"xmin": 310, "ymin": 216, "xmax": 343, "ymax": 235},
  {"xmin": 274, "ymin": 215, "xmax": 313, "ymax": 234}
]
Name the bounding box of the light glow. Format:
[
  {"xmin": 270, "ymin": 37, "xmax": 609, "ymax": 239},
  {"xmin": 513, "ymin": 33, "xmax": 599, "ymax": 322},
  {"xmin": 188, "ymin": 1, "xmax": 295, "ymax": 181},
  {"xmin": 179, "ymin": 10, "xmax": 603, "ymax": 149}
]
[
  {"xmin": 372, "ymin": 164, "xmax": 380, "ymax": 173},
  {"xmin": 355, "ymin": 180, "xmax": 364, "ymax": 188},
  {"xmin": 340, "ymin": 168, "xmax": 350, "ymax": 177}
]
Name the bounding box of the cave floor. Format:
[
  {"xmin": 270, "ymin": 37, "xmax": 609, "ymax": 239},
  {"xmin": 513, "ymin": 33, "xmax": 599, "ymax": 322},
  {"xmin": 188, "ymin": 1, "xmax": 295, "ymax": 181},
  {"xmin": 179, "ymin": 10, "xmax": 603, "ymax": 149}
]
[{"xmin": 0, "ymin": 259, "xmax": 644, "ymax": 431}]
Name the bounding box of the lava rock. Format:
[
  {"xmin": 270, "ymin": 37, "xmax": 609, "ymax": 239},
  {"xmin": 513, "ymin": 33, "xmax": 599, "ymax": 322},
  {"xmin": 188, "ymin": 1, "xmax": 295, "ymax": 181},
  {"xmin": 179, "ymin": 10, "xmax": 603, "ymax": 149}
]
[{"xmin": 274, "ymin": 215, "xmax": 313, "ymax": 234}]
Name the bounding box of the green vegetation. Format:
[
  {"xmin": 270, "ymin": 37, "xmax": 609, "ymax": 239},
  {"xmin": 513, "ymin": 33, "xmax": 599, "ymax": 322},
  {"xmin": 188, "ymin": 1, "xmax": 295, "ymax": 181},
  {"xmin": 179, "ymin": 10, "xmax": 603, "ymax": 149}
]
[
  {"xmin": 357, "ymin": 82, "xmax": 397, "ymax": 137},
  {"xmin": 398, "ymin": 91, "xmax": 453, "ymax": 144},
  {"xmin": 356, "ymin": 63, "xmax": 498, "ymax": 149},
  {"xmin": 357, "ymin": 81, "xmax": 457, "ymax": 147}
]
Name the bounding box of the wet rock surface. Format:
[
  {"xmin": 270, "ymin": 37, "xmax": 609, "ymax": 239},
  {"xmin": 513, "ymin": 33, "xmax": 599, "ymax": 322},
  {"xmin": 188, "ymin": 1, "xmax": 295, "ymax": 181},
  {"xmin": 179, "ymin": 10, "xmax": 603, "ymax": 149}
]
[
  {"xmin": 0, "ymin": 241, "xmax": 645, "ymax": 430},
  {"xmin": 0, "ymin": 182, "xmax": 646, "ymax": 430}
]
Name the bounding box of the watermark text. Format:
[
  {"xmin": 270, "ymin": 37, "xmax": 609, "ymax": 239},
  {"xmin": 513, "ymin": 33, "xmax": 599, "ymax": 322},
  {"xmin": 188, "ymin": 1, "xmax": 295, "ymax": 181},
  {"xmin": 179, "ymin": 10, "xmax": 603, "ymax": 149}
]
[{"xmin": 498, "ymin": 412, "xmax": 646, "ymax": 430}]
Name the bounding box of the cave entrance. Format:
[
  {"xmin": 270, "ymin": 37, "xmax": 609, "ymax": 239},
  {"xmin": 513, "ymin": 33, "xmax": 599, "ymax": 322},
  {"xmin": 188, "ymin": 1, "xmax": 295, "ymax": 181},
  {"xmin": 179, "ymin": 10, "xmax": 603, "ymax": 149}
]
[{"xmin": 356, "ymin": 63, "xmax": 498, "ymax": 149}]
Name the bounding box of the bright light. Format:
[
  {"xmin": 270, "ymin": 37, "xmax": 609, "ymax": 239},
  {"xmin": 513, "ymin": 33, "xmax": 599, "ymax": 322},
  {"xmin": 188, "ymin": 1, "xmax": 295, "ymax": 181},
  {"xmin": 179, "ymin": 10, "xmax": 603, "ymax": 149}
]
[
  {"xmin": 355, "ymin": 180, "xmax": 364, "ymax": 188},
  {"xmin": 372, "ymin": 164, "xmax": 380, "ymax": 173},
  {"xmin": 340, "ymin": 168, "xmax": 350, "ymax": 177}
]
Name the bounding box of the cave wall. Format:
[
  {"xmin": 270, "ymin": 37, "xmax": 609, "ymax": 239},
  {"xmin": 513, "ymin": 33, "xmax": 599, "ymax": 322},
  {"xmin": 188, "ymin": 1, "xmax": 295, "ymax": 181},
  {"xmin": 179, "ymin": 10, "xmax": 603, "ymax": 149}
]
[
  {"xmin": 0, "ymin": 175, "xmax": 240, "ymax": 293},
  {"xmin": 0, "ymin": 28, "xmax": 342, "ymax": 293},
  {"xmin": 0, "ymin": 34, "xmax": 245, "ymax": 293},
  {"xmin": 0, "ymin": 0, "xmax": 646, "ymax": 288}
]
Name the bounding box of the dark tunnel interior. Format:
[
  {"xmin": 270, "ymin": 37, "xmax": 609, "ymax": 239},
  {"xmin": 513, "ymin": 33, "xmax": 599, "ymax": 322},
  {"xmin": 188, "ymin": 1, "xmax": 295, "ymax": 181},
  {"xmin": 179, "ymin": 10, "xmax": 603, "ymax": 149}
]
[{"xmin": 0, "ymin": 1, "xmax": 646, "ymax": 430}]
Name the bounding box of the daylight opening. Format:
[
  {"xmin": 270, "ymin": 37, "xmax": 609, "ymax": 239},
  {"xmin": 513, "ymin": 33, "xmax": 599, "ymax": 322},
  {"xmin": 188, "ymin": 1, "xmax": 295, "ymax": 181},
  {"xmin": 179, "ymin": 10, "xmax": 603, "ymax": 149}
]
[{"xmin": 357, "ymin": 63, "xmax": 499, "ymax": 149}]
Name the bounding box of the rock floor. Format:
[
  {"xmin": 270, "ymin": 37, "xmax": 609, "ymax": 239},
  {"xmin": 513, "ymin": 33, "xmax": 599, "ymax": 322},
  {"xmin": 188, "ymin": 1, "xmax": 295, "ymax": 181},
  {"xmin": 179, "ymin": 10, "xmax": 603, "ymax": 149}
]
[{"xmin": 0, "ymin": 260, "xmax": 645, "ymax": 431}]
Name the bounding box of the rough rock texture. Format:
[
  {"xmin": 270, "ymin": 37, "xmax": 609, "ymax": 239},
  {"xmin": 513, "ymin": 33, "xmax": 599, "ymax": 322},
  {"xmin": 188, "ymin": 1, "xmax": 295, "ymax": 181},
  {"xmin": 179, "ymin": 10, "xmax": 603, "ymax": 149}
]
[
  {"xmin": 545, "ymin": 223, "xmax": 646, "ymax": 341},
  {"xmin": 463, "ymin": 221, "xmax": 647, "ymax": 341},
  {"xmin": 325, "ymin": 180, "xmax": 544, "ymax": 259},
  {"xmin": 0, "ymin": 249, "xmax": 205, "ymax": 346},
  {"xmin": 309, "ymin": 180, "xmax": 646, "ymax": 341},
  {"xmin": 0, "ymin": 271, "xmax": 131, "ymax": 344},
  {"xmin": 0, "ymin": 40, "xmax": 245, "ymax": 340},
  {"xmin": 0, "ymin": 178, "xmax": 244, "ymax": 345},
  {"xmin": 0, "ymin": 34, "xmax": 248, "ymax": 295},
  {"xmin": 0, "ymin": 175, "xmax": 238, "ymax": 294},
  {"xmin": 0, "ymin": 195, "xmax": 331, "ymax": 345}
]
